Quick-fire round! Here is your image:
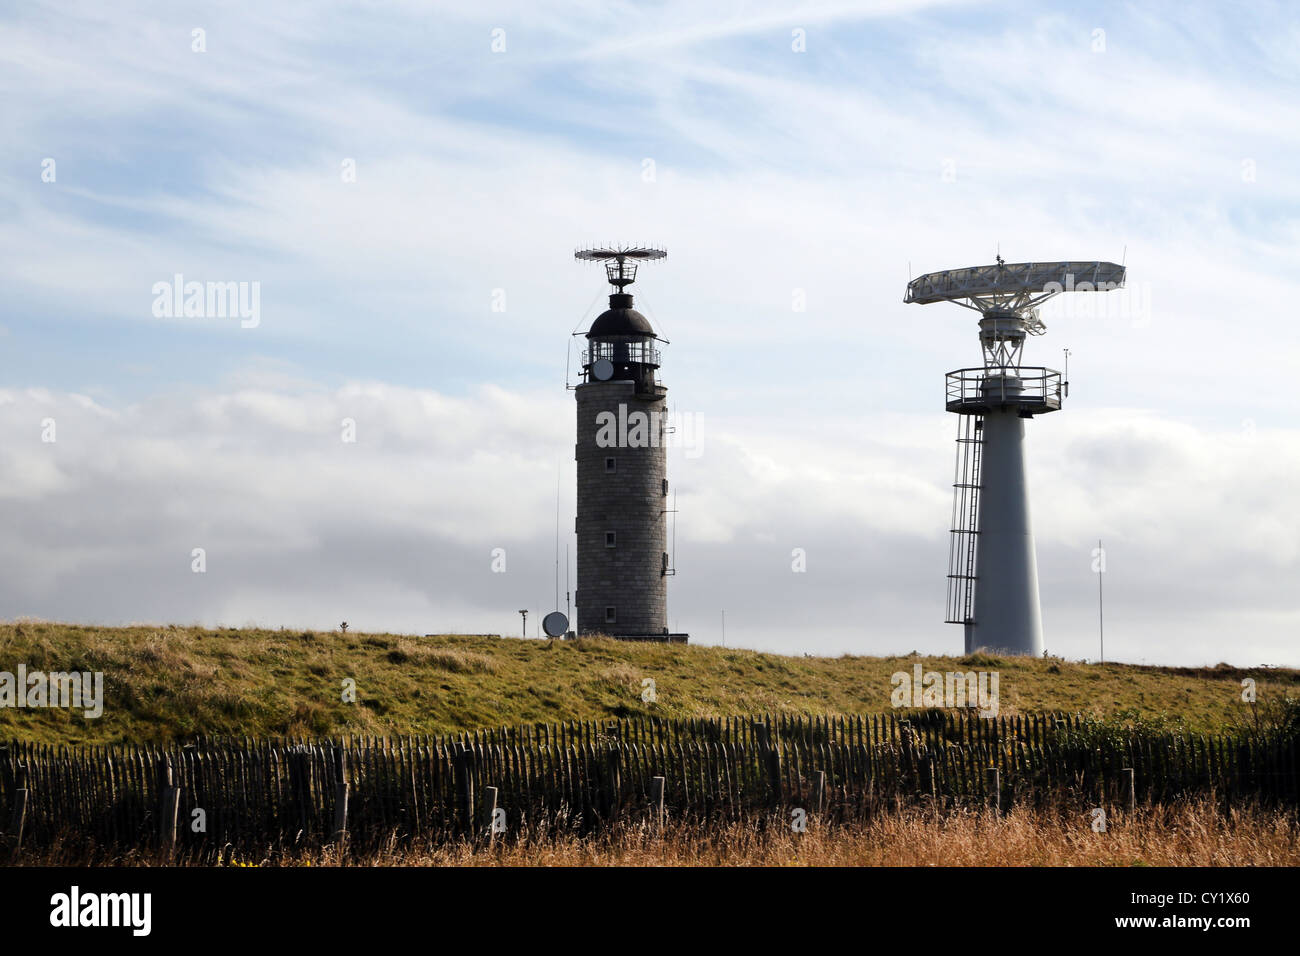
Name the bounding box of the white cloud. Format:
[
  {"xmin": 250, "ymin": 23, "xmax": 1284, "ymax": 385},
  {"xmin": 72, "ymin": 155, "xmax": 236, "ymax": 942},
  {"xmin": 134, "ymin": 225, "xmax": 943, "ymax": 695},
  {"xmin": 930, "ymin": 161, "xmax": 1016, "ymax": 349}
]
[{"xmin": 1, "ymin": 383, "xmax": 1296, "ymax": 665}]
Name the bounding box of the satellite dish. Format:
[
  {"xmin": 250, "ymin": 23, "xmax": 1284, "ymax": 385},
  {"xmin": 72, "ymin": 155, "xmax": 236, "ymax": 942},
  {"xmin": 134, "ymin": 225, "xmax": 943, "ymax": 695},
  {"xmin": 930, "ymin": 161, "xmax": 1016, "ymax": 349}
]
[
  {"xmin": 591, "ymin": 358, "xmax": 614, "ymax": 381},
  {"xmin": 542, "ymin": 611, "xmax": 568, "ymax": 638}
]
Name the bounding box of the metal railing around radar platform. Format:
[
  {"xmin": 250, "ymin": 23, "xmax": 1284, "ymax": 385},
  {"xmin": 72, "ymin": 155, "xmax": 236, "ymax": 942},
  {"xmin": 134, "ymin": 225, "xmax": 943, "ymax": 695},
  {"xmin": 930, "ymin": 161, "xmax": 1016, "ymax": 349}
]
[{"xmin": 945, "ymin": 367, "xmax": 1063, "ymax": 414}]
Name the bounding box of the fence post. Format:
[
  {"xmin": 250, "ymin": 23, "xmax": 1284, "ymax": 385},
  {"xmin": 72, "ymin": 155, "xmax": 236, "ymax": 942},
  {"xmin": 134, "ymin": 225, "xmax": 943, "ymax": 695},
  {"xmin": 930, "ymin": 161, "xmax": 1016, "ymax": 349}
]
[
  {"xmin": 483, "ymin": 786, "xmax": 499, "ymax": 845},
  {"xmin": 813, "ymin": 770, "xmax": 826, "ymax": 817},
  {"xmin": 158, "ymin": 755, "xmax": 180, "ymax": 855},
  {"xmin": 454, "ymin": 748, "xmax": 475, "ymax": 837},
  {"xmin": 650, "ymin": 776, "xmax": 665, "ymax": 834},
  {"xmin": 286, "ymin": 748, "xmax": 307, "ymax": 845},
  {"xmin": 986, "ymin": 767, "xmax": 1000, "ymax": 815},
  {"xmin": 7, "ymin": 788, "xmax": 29, "ymax": 855},
  {"xmin": 921, "ymin": 754, "xmax": 937, "ymax": 805},
  {"xmin": 0, "ymin": 744, "xmax": 8, "ymax": 819},
  {"xmin": 1122, "ymin": 767, "xmax": 1136, "ymax": 817},
  {"xmin": 761, "ymin": 726, "xmax": 784, "ymax": 809},
  {"xmin": 604, "ymin": 749, "xmax": 622, "ymax": 824},
  {"xmin": 332, "ymin": 745, "xmax": 349, "ymax": 849},
  {"xmin": 161, "ymin": 787, "xmax": 180, "ymax": 856}
]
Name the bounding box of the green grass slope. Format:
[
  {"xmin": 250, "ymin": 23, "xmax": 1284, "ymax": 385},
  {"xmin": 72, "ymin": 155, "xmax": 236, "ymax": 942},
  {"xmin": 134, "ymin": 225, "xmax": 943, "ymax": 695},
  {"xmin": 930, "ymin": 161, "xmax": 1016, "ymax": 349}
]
[{"xmin": 1, "ymin": 621, "xmax": 1296, "ymax": 745}]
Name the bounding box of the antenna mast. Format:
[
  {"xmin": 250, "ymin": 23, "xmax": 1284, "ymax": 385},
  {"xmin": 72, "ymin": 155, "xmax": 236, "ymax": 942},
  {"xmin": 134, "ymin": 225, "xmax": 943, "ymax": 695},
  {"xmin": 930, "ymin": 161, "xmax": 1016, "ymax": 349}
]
[
  {"xmin": 575, "ymin": 245, "xmax": 666, "ymax": 292},
  {"xmin": 1098, "ymin": 538, "xmax": 1105, "ymax": 663},
  {"xmin": 905, "ymin": 259, "xmax": 1126, "ymax": 656}
]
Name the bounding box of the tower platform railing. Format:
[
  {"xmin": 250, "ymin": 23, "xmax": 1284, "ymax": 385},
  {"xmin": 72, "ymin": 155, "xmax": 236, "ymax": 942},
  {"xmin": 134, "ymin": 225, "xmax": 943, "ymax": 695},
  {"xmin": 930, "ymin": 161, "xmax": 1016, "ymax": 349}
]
[
  {"xmin": 945, "ymin": 367, "xmax": 1063, "ymax": 415},
  {"xmin": 583, "ymin": 342, "xmax": 661, "ymax": 368}
]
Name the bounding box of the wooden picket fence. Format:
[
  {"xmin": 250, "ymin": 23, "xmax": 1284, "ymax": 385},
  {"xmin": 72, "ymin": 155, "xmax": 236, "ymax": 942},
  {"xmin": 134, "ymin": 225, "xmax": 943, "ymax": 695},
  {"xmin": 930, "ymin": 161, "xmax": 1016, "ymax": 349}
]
[{"xmin": 1, "ymin": 711, "xmax": 1297, "ymax": 856}]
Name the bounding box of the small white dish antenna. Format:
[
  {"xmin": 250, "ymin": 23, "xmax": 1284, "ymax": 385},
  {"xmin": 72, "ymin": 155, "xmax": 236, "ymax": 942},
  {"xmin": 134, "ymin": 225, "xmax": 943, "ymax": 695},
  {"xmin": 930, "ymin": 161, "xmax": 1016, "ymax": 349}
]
[
  {"xmin": 542, "ymin": 611, "xmax": 568, "ymax": 637},
  {"xmin": 591, "ymin": 358, "xmax": 614, "ymax": 381}
]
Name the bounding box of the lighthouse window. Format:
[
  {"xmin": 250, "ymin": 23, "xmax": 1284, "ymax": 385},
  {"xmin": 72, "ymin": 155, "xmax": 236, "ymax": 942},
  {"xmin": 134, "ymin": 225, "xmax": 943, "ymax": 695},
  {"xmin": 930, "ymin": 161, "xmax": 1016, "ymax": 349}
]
[
  {"xmin": 605, "ymin": 457, "xmax": 617, "ymax": 473},
  {"xmin": 605, "ymin": 531, "xmax": 617, "ymax": 548},
  {"xmin": 605, "ymin": 606, "xmax": 617, "ymax": 624}
]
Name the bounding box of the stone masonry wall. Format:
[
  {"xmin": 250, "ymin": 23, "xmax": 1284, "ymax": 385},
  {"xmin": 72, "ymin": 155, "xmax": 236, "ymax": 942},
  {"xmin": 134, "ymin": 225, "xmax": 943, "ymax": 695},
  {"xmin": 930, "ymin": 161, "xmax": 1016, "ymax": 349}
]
[{"xmin": 574, "ymin": 380, "xmax": 668, "ymax": 636}]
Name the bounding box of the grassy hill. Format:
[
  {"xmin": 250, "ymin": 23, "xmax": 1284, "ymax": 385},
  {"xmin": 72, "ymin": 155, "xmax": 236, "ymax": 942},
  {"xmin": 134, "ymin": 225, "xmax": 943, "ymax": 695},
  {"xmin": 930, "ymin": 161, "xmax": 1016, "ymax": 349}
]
[{"xmin": 1, "ymin": 621, "xmax": 1296, "ymax": 745}]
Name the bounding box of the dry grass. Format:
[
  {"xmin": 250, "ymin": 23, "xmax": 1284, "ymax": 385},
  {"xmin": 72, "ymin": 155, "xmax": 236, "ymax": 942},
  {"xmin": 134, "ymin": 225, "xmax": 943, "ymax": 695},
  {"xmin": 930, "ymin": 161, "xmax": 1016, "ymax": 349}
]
[
  {"xmin": 387, "ymin": 641, "xmax": 498, "ymax": 674},
  {"xmin": 13, "ymin": 798, "xmax": 1297, "ymax": 867},
  {"xmin": 344, "ymin": 802, "xmax": 1300, "ymax": 867}
]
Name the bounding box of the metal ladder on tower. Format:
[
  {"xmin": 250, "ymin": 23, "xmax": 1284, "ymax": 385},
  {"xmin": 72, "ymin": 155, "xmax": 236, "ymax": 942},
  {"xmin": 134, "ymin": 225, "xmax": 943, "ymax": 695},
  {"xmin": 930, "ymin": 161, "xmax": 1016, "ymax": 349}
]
[{"xmin": 945, "ymin": 415, "xmax": 983, "ymax": 625}]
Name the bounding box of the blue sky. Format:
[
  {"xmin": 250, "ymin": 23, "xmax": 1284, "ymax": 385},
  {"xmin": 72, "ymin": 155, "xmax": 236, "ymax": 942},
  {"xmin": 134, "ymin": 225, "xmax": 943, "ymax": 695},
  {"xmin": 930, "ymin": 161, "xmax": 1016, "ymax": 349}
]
[{"xmin": 2, "ymin": 1, "xmax": 1298, "ymax": 664}]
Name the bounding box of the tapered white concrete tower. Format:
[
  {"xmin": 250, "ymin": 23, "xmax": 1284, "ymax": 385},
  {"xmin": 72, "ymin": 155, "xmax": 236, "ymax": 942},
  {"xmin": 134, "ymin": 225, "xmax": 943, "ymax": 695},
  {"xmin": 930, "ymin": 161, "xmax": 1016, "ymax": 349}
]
[{"xmin": 905, "ymin": 259, "xmax": 1126, "ymax": 656}]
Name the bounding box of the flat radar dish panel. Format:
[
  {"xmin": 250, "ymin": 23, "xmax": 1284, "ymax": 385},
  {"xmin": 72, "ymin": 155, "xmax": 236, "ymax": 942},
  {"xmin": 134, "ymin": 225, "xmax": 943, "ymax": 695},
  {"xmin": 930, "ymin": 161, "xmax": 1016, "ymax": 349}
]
[
  {"xmin": 574, "ymin": 246, "xmax": 667, "ymax": 263},
  {"xmin": 542, "ymin": 611, "xmax": 568, "ymax": 638},
  {"xmin": 905, "ymin": 261, "xmax": 1126, "ymax": 311},
  {"xmin": 591, "ymin": 358, "xmax": 615, "ymax": 381},
  {"xmin": 576, "ymin": 245, "xmax": 667, "ymax": 290}
]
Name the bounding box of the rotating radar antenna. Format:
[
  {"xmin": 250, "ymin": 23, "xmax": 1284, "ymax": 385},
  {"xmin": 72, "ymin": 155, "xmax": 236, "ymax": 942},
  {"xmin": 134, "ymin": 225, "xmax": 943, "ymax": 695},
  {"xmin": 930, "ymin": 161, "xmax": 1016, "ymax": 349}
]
[
  {"xmin": 575, "ymin": 245, "xmax": 667, "ymax": 291},
  {"xmin": 904, "ymin": 256, "xmax": 1126, "ymax": 658},
  {"xmin": 905, "ymin": 258, "xmax": 1126, "ymax": 372}
]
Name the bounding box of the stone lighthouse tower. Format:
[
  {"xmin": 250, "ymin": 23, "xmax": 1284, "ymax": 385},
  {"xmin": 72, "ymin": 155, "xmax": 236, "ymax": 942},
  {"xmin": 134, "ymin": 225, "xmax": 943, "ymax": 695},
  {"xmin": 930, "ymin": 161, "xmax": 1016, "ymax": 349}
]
[{"xmin": 572, "ymin": 246, "xmax": 685, "ymax": 642}]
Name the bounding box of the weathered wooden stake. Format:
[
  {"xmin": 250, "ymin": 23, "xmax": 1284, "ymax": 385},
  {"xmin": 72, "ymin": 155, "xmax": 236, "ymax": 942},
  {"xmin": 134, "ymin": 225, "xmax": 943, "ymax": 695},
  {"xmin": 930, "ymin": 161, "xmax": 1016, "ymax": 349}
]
[
  {"xmin": 332, "ymin": 784, "xmax": 350, "ymax": 846},
  {"xmin": 8, "ymin": 789, "xmax": 30, "ymax": 854},
  {"xmin": 330, "ymin": 745, "xmax": 349, "ymax": 849},
  {"xmin": 922, "ymin": 754, "xmax": 937, "ymax": 804},
  {"xmin": 483, "ymin": 786, "xmax": 499, "ymax": 844},
  {"xmin": 986, "ymin": 767, "xmax": 1000, "ymax": 815},
  {"xmin": 161, "ymin": 786, "xmax": 181, "ymax": 854},
  {"xmin": 157, "ymin": 755, "xmax": 180, "ymax": 854},
  {"xmin": 454, "ymin": 749, "xmax": 475, "ymax": 836},
  {"xmin": 813, "ymin": 770, "xmax": 826, "ymax": 816},
  {"xmin": 1123, "ymin": 767, "xmax": 1136, "ymax": 816},
  {"xmin": 650, "ymin": 775, "xmax": 666, "ymax": 834},
  {"xmin": 605, "ymin": 749, "xmax": 622, "ymax": 823},
  {"xmin": 764, "ymin": 746, "xmax": 784, "ymax": 808}
]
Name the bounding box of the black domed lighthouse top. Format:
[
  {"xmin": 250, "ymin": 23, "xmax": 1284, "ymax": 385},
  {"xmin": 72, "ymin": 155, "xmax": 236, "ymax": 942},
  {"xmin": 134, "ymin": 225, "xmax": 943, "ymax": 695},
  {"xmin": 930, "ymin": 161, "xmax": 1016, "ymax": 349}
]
[
  {"xmin": 587, "ymin": 293, "xmax": 657, "ymax": 339},
  {"xmin": 575, "ymin": 246, "xmax": 666, "ymax": 387}
]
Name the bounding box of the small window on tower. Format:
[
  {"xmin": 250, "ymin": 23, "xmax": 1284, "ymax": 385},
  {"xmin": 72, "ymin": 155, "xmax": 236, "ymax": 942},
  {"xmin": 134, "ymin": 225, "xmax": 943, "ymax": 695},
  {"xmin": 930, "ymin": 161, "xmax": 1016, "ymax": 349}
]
[
  {"xmin": 605, "ymin": 457, "xmax": 617, "ymax": 473},
  {"xmin": 605, "ymin": 531, "xmax": 616, "ymax": 548},
  {"xmin": 662, "ymin": 478, "xmax": 669, "ymax": 496},
  {"xmin": 605, "ymin": 606, "xmax": 617, "ymax": 624}
]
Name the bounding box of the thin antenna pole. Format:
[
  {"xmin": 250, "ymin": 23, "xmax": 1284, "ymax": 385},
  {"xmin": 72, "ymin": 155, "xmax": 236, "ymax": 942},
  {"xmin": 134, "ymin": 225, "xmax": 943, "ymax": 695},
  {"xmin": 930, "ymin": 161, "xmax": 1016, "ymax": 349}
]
[
  {"xmin": 672, "ymin": 489, "xmax": 678, "ymax": 574},
  {"xmin": 1098, "ymin": 538, "xmax": 1105, "ymax": 663},
  {"xmin": 565, "ymin": 544, "xmax": 570, "ymax": 625},
  {"xmin": 555, "ymin": 455, "xmax": 562, "ymax": 610},
  {"xmin": 567, "ymin": 287, "xmax": 606, "ymax": 391}
]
